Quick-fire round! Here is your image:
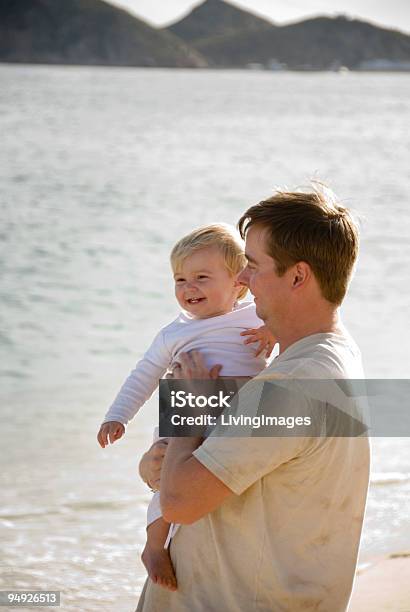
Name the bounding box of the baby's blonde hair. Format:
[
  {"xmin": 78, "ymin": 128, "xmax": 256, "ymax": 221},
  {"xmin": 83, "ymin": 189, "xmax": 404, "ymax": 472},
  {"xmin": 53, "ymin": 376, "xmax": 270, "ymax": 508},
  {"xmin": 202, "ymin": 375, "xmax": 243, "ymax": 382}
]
[{"xmin": 170, "ymin": 223, "xmax": 248, "ymax": 300}]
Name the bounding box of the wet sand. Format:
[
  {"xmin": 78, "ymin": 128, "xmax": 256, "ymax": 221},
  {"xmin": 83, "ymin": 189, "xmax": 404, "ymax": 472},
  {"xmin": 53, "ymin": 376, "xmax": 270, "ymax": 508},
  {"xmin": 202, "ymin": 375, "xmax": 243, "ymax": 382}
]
[{"xmin": 349, "ymin": 553, "xmax": 410, "ymax": 611}]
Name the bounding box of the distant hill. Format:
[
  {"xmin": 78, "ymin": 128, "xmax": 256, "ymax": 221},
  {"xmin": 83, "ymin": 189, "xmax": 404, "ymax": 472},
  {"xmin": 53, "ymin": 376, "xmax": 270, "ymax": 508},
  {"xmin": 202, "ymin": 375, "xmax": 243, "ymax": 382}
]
[
  {"xmin": 169, "ymin": 3, "xmax": 410, "ymax": 70},
  {"xmin": 2, "ymin": 0, "xmax": 410, "ymax": 70},
  {"xmin": 167, "ymin": 0, "xmax": 273, "ymax": 44},
  {"xmin": 0, "ymin": 0, "xmax": 207, "ymax": 68}
]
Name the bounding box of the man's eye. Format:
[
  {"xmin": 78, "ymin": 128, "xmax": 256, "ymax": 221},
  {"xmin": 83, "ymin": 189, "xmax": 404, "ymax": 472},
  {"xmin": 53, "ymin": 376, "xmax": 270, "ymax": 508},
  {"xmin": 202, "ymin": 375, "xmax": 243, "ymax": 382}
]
[
  {"xmin": 198, "ymin": 275, "xmax": 208, "ymax": 279},
  {"xmin": 176, "ymin": 279, "xmax": 185, "ymax": 283}
]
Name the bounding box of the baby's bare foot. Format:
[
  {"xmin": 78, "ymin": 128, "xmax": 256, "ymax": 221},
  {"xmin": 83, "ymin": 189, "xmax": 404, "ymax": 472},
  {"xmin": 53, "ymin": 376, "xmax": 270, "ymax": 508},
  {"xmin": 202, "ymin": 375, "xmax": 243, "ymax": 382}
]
[{"xmin": 142, "ymin": 543, "xmax": 177, "ymax": 591}]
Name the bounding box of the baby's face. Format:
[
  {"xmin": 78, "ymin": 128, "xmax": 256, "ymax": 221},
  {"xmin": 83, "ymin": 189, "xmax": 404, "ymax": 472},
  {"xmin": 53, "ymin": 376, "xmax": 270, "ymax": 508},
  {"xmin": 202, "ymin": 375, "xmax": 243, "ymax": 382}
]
[{"xmin": 174, "ymin": 246, "xmax": 240, "ymax": 319}]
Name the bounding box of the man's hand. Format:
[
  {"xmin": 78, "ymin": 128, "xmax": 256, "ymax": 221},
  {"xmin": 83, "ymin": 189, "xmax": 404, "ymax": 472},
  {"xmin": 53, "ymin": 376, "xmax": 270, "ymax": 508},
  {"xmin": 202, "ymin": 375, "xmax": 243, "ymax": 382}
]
[
  {"xmin": 158, "ymin": 350, "xmax": 232, "ymax": 524},
  {"xmin": 172, "ymin": 351, "xmax": 222, "ymax": 380},
  {"xmin": 139, "ymin": 438, "xmax": 169, "ymax": 491},
  {"xmin": 241, "ymin": 325, "xmax": 277, "ymax": 357},
  {"xmin": 97, "ymin": 421, "xmax": 125, "ymax": 448}
]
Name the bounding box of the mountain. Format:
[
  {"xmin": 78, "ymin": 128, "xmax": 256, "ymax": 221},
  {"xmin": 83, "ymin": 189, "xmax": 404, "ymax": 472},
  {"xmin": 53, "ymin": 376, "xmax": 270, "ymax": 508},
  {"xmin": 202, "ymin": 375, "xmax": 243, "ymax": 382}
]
[
  {"xmin": 167, "ymin": 0, "xmax": 274, "ymax": 45},
  {"xmin": 169, "ymin": 4, "xmax": 410, "ymax": 70},
  {"xmin": 2, "ymin": 0, "xmax": 409, "ymax": 71},
  {"xmin": 0, "ymin": 0, "xmax": 207, "ymax": 68}
]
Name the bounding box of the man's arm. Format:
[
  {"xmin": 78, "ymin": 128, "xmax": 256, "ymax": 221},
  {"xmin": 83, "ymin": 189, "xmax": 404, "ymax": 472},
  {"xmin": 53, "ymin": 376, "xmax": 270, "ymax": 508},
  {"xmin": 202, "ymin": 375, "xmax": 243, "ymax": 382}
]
[
  {"xmin": 160, "ymin": 435, "xmax": 232, "ymax": 524},
  {"xmin": 159, "ymin": 352, "xmax": 232, "ymax": 524}
]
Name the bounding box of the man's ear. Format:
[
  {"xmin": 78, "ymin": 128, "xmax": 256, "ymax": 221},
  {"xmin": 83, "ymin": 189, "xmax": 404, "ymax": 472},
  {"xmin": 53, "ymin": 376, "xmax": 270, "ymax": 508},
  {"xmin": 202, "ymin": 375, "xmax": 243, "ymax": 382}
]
[{"xmin": 292, "ymin": 262, "xmax": 311, "ymax": 288}]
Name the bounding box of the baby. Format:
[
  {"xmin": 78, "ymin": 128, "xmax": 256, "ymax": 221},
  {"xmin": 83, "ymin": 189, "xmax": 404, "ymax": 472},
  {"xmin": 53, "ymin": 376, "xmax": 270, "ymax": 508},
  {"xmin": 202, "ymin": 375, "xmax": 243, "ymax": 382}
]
[{"xmin": 97, "ymin": 223, "xmax": 275, "ymax": 591}]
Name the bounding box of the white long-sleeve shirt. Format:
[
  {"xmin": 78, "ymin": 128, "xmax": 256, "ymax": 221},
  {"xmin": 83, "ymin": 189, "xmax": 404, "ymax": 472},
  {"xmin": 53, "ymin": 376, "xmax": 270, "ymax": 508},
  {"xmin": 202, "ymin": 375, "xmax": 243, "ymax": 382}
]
[{"xmin": 104, "ymin": 301, "xmax": 267, "ymax": 426}]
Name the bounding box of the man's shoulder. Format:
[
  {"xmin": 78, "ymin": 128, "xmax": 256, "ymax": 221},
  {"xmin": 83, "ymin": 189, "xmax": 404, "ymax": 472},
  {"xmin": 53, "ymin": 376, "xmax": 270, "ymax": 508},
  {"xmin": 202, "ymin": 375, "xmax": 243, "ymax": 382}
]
[{"xmin": 264, "ymin": 332, "xmax": 363, "ymax": 379}]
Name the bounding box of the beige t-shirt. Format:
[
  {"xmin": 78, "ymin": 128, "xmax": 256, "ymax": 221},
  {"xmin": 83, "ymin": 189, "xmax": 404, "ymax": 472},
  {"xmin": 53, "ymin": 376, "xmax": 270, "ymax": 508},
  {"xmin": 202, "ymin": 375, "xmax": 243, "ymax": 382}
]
[{"xmin": 136, "ymin": 332, "xmax": 370, "ymax": 612}]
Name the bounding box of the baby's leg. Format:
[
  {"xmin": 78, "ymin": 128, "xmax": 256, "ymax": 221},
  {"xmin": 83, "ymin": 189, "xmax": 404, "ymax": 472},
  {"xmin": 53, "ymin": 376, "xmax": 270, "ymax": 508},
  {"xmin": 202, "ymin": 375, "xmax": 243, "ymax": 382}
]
[{"xmin": 141, "ymin": 517, "xmax": 177, "ymax": 591}]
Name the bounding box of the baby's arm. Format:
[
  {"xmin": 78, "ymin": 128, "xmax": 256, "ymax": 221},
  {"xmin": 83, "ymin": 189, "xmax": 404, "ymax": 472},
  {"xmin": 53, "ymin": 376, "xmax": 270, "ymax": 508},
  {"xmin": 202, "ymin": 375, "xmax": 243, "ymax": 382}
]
[
  {"xmin": 241, "ymin": 324, "xmax": 277, "ymax": 357},
  {"xmin": 97, "ymin": 330, "xmax": 171, "ymax": 446}
]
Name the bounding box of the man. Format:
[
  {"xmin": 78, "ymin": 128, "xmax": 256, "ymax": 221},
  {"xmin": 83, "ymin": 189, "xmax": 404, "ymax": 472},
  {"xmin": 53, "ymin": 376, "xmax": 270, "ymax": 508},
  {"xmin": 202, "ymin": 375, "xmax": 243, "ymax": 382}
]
[{"xmin": 137, "ymin": 187, "xmax": 370, "ymax": 611}]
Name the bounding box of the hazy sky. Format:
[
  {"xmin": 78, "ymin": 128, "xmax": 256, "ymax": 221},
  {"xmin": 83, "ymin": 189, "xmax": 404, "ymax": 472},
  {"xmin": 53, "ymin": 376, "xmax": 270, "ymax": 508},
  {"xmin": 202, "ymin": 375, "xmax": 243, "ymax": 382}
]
[{"xmin": 107, "ymin": 0, "xmax": 410, "ymax": 33}]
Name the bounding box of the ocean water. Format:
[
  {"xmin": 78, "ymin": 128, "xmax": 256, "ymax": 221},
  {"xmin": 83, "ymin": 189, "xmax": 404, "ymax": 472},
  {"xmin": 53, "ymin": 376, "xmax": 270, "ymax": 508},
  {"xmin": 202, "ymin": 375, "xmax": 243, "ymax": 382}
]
[{"xmin": 0, "ymin": 64, "xmax": 409, "ymax": 610}]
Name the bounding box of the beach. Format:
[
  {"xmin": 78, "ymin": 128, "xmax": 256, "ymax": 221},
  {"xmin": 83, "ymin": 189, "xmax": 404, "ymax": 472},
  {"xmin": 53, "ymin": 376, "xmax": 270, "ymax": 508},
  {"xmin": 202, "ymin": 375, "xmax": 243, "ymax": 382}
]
[{"xmin": 350, "ymin": 553, "xmax": 410, "ymax": 611}]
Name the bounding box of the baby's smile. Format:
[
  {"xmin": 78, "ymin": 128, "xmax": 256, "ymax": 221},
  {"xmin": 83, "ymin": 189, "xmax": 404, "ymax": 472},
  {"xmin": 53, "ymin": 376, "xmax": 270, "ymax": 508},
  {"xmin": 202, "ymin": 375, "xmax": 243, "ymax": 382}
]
[{"xmin": 173, "ymin": 246, "xmax": 242, "ymax": 319}]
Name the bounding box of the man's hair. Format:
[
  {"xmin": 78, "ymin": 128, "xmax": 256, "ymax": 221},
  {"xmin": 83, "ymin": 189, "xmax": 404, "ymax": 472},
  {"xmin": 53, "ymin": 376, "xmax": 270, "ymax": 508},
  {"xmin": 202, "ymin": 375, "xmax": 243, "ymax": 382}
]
[
  {"xmin": 170, "ymin": 223, "xmax": 248, "ymax": 300},
  {"xmin": 238, "ymin": 186, "xmax": 359, "ymax": 305}
]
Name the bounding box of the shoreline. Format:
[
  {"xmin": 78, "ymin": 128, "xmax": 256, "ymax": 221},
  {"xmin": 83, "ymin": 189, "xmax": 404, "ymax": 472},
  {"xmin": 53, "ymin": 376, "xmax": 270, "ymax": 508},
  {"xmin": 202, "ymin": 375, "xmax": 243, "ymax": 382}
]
[
  {"xmin": 1, "ymin": 61, "xmax": 410, "ymax": 74},
  {"xmin": 349, "ymin": 551, "xmax": 410, "ymax": 611}
]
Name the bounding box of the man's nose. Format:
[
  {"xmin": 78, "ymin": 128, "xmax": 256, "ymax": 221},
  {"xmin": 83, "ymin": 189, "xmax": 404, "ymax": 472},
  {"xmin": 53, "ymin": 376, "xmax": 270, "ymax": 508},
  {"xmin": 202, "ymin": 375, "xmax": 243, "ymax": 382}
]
[{"xmin": 238, "ymin": 267, "xmax": 250, "ymax": 286}]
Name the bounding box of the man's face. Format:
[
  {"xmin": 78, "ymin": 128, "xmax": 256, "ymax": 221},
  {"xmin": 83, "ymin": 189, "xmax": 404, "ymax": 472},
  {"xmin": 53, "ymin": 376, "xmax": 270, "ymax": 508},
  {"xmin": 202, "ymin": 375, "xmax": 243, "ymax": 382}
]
[{"xmin": 238, "ymin": 225, "xmax": 291, "ymax": 332}]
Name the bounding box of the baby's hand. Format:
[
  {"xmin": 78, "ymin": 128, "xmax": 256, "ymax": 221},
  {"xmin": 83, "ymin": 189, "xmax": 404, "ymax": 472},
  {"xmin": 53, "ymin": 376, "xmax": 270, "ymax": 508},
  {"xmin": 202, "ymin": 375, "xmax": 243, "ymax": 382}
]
[
  {"xmin": 241, "ymin": 325, "xmax": 277, "ymax": 358},
  {"xmin": 97, "ymin": 421, "xmax": 125, "ymax": 448}
]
